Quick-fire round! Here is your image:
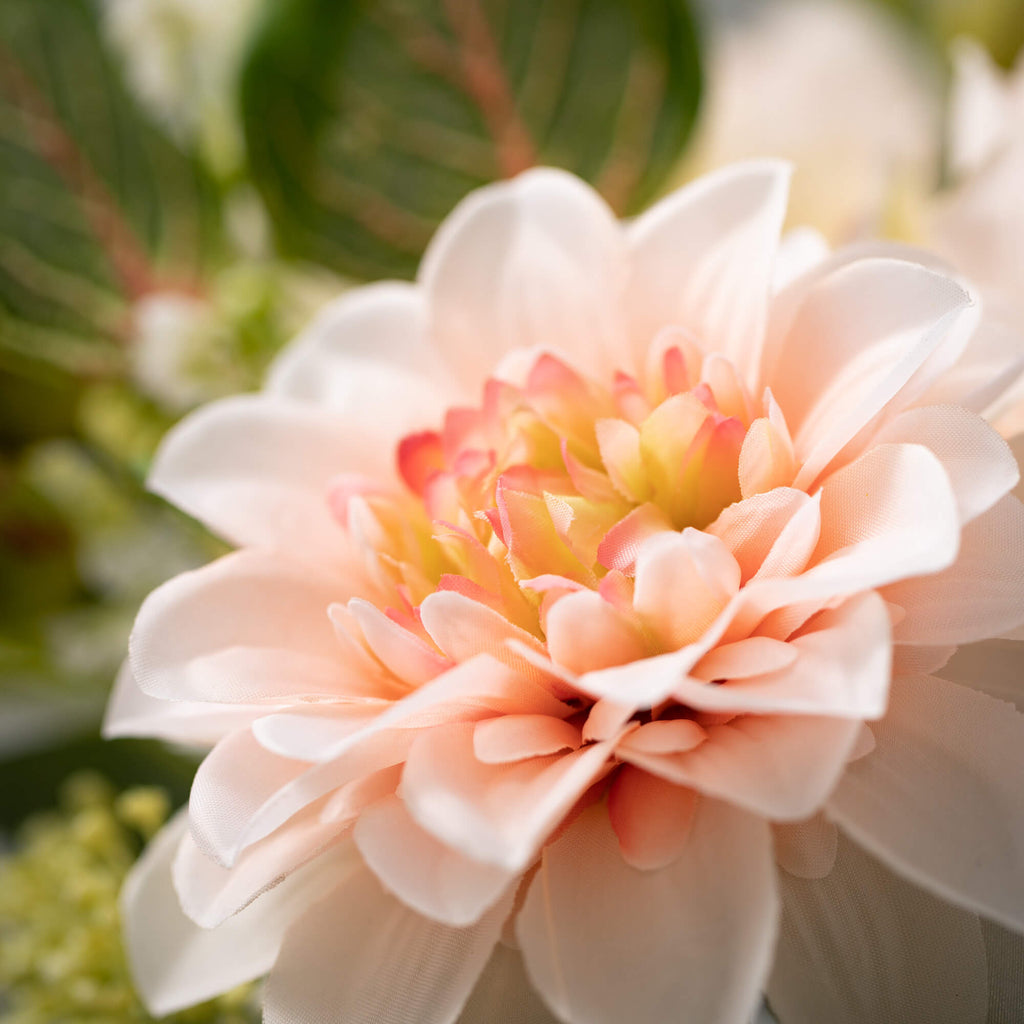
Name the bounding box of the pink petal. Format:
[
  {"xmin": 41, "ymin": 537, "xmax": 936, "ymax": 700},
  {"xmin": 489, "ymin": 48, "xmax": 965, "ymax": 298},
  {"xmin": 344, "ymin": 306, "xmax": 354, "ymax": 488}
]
[
  {"xmin": 626, "ymin": 160, "xmax": 790, "ymax": 382},
  {"xmin": 473, "ymin": 715, "xmax": 581, "ymax": 764},
  {"xmin": 263, "ymin": 866, "xmax": 513, "ymax": 1024},
  {"xmin": 348, "ymin": 597, "xmax": 451, "ymax": 686},
  {"xmin": 617, "ymin": 719, "xmax": 707, "ymax": 755},
  {"xmin": 884, "ymin": 494, "xmax": 1024, "ymax": 644},
  {"xmin": 354, "ymin": 794, "xmax": 516, "ymax": 926},
  {"xmin": 122, "ymin": 812, "xmax": 349, "ymax": 1017},
  {"xmin": 633, "ymin": 529, "xmax": 740, "ymax": 649},
  {"xmin": 266, "ymin": 282, "xmax": 460, "ymax": 431},
  {"xmin": 828, "ymin": 673, "xmax": 1024, "ymax": 933},
  {"xmin": 402, "ymin": 721, "xmax": 613, "ymax": 871},
  {"xmin": 148, "ymin": 394, "xmax": 369, "ymax": 555},
  {"xmin": 769, "ymin": 833, "xmax": 988, "ymax": 1024},
  {"xmin": 608, "ymin": 766, "xmax": 698, "ymax": 870},
  {"xmin": 420, "ymin": 168, "xmax": 627, "ymax": 392},
  {"xmin": 694, "ymin": 636, "xmax": 798, "ymax": 681},
  {"xmin": 544, "ymin": 590, "xmax": 648, "ymax": 675},
  {"xmin": 517, "ymin": 801, "xmax": 777, "ymax": 1024},
  {"xmin": 129, "ymin": 550, "xmax": 357, "ymax": 704},
  {"xmin": 739, "ymin": 416, "xmax": 797, "ymax": 497},
  {"xmin": 623, "ymin": 713, "xmax": 862, "ymax": 821}
]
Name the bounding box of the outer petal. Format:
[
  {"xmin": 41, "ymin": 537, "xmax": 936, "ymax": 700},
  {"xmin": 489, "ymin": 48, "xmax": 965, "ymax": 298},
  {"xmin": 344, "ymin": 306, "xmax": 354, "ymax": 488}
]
[
  {"xmin": 129, "ymin": 550, "xmax": 354, "ymax": 704},
  {"xmin": 884, "ymin": 494, "xmax": 1024, "ymax": 644},
  {"xmin": 768, "ymin": 833, "xmax": 988, "ymax": 1024},
  {"xmin": 263, "ymin": 864, "xmax": 513, "ymax": 1024},
  {"xmin": 122, "ymin": 811, "xmax": 352, "ymax": 1017},
  {"xmin": 626, "ymin": 160, "xmax": 790, "ymax": 383},
  {"xmin": 148, "ymin": 394, "xmax": 369, "ymax": 555},
  {"xmin": 939, "ymin": 636, "xmax": 1024, "ymax": 712},
  {"xmin": 517, "ymin": 802, "xmax": 777, "ymax": 1024},
  {"xmin": 102, "ymin": 660, "xmax": 269, "ymax": 747},
  {"xmin": 829, "ymin": 673, "xmax": 1024, "ymax": 933},
  {"xmin": 354, "ymin": 794, "xmax": 516, "ymax": 926},
  {"xmin": 420, "ymin": 168, "xmax": 627, "ymax": 391},
  {"xmin": 266, "ymin": 282, "xmax": 459, "ymax": 428},
  {"xmin": 765, "ymin": 258, "xmax": 974, "ymax": 488}
]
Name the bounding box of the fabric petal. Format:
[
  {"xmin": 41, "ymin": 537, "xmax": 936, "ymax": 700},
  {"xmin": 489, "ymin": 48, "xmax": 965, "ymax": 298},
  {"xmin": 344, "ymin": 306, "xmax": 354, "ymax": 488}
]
[
  {"xmin": 938, "ymin": 637, "xmax": 1024, "ymax": 712},
  {"xmin": 420, "ymin": 168, "xmax": 626, "ymax": 391},
  {"xmin": 607, "ymin": 765, "xmax": 698, "ymax": 870},
  {"xmin": 457, "ymin": 944, "xmax": 561, "ymax": 1024},
  {"xmin": 884, "ymin": 494, "xmax": 1024, "ymax": 644},
  {"xmin": 829, "ymin": 673, "xmax": 1024, "ymax": 932},
  {"xmin": 122, "ymin": 811, "xmax": 350, "ymax": 1017},
  {"xmin": 402, "ymin": 721, "xmax": 613, "ymax": 871},
  {"xmin": 267, "ymin": 282, "xmax": 459, "ymax": 430},
  {"xmin": 148, "ymin": 394, "xmax": 369, "ymax": 554},
  {"xmin": 129, "ymin": 550, "xmax": 355, "ymax": 704},
  {"xmin": 355, "ymin": 794, "xmax": 516, "ymax": 926},
  {"xmin": 626, "ymin": 160, "xmax": 790, "ymax": 383},
  {"xmin": 517, "ymin": 801, "xmax": 777, "ymax": 1024},
  {"xmin": 768, "ymin": 832, "xmax": 988, "ymax": 1024},
  {"xmin": 263, "ymin": 864, "xmax": 513, "ymax": 1024}
]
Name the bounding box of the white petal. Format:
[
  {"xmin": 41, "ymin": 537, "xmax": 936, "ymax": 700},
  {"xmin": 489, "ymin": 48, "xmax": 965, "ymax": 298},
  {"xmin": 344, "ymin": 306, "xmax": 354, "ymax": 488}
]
[
  {"xmin": 122, "ymin": 811, "xmax": 351, "ymax": 1017},
  {"xmin": 457, "ymin": 944, "xmax": 561, "ymax": 1024},
  {"xmin": 874, "ymin": 404, "xmax": 1018, "ymax": 523},
  {"xmin": 149, "ymin": 394, "xmax": 368, "ymax": 554},
  {"xmin": 267, "ymin": 282, "xmax": 459, "ymax": 429},
  {"xmin": 828, "ymin": 673, "xmax": 1024, "ymax": 932},
  {"xmin": 355, "ymin": 794, "xmax": 516, "ymax": 926},
  {"xmin": 102, "ymin": 660, "xmax": 268, "ymax": 747},
  {"xmin": 626, "ymin": 160, "xmax": 790, "ymax": 383},
  {"xmin": 263, "ymin": 864, "xmax": 513, "ymax": 1024},
  {"xmin": 768, "ymin": 832, "xmax": 988, "ymax": 1024},
  {"xmin": 420, "ymin": 168, "xmax": 627, "ymax": 391},
  {"xmin": 884, "ymin": 494, "xmax": 1024, "ymax": 644},
  {"xmin": 765, "ymin": 257, "xmax": 974, "ymax": 489},
  {"xmin": 129, "ymin": 550, "xmax": 352, "ymax": 704},
  {"xmin": 517, "ymin": 801, "xmax": 777, "ymax": 1024}
]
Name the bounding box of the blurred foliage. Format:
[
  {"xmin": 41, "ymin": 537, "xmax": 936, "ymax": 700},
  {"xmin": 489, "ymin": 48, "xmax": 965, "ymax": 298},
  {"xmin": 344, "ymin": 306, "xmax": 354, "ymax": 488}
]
[
  {"xmin": 0, "ymin": 772, "xmax": 258, "ymax": 1023},
  {"xmin": 241, "ymin": 0, "xmax": 703, "ymax": 278}
]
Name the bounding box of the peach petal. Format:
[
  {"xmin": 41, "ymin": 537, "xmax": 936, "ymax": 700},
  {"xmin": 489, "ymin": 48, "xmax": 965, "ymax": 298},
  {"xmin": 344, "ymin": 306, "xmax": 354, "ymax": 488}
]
[
  {"xmin": 545, "ymin": 590, "xmax": 649, "ymax": 675},
  {"xmin": 473, "ymin": 715, "xmax": 582, "ymax": 765},
  {"xmin": 596, "ymin": 502, "xmax": 673, "ymax": 574},
  {"xmin": 348, "ymin": 597, "xmax": 451, "ymax": 687},
  {"xmin": 739, "ymin": 417, "xmax": 797, "ymax": 498},
  {"xmin": 608, "ymin": 765, "xmax": 698, "ymax": 870},
  {"xmin": 595, "ymin": 417, "xmax": 649, "ymax": 502},
  {"xmin": 617, "ymin": 719, "xmax": 707, "ymax": 755},
  {"xmin": 517, "ymin": 801, "xmax": 777, "ymax": 1024},
  {"xmin": 773, "ymin": 813, "xmax": 839, "ymax": 880},
  {"xmin": 401, "ymin": 721, "xmax": 613, "ymax": 871},
  {"xmin": 354, "ymin": 794, "xmax": 516, "ymax": 926},
  {"xmin": 694, "ymin": 636, "xmax": 799, "ymax": 681}
]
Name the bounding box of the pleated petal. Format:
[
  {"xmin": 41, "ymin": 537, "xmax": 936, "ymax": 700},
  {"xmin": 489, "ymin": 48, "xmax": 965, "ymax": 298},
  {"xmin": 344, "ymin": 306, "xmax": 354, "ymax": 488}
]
[
  {"xmin": 517, "ymin": 801, "xmax": 777, "ymax": 1024},
  {"xmin": 829, "ymin": 673, "xmax": 1024, "ymax": 932},
  {"xmin": 263, "ymin": 865, "xmax": 513, "ymax": 1024}
]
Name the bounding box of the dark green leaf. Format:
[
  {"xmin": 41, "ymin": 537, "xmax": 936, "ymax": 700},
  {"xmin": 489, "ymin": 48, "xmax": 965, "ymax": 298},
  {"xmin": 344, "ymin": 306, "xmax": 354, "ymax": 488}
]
[
  {"xmin": 241, "ymin": 0, "xmax": 702, "ymax": 279},
  {"xmin": 0, "ymin": 0, "xmax": 223, "ymax": 377}
]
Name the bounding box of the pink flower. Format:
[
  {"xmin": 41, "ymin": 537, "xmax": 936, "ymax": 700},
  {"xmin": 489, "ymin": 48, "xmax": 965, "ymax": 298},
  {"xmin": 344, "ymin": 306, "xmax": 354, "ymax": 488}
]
[{"xmin": 107, "ymin": 163, "xmax": 1024, "ymax": 1024}]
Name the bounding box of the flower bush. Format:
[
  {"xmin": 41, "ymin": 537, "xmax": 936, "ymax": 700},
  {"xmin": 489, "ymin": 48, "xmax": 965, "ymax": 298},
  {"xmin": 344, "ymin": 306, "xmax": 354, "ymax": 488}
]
[{"xmin": 106, "ymin": 162, "xmax": 1024, "ymax": 1024}]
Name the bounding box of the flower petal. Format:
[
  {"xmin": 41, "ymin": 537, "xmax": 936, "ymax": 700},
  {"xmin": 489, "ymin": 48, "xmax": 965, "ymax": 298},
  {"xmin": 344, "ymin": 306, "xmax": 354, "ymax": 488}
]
[
  {"xmin": 402, "ymin": 721, "xmax": 613, "ymax": 871},
  {"xmin": 123, "ymin": 811, "xmax": 350, "ymax": 1017},
  {"xmin": 828, "ymin": 673, "xmax": 1024, "ymax": 932},
  {"xmin": 626, "ymin": 160, "xmax": 791, "ymax": 382},
  {"xmin": 884, "ymin": 494, "xmax": 1024, "ymax": 644},
  {"xmin": 938, "ymin": 637, "xmax": 1024, "ymax": 712},
  {"xmin": 267, "ymin": 282, "xmax": 459, "ymax": 429},
  {"xmin": 263, "ymin": 865, "xmax": 513, "ymax": 1024},
  {"xmin": 517, "ymin": 801, "xmax": 777, "ymax": 1024},
  {"xmin": 607, "ymin": 766, "xmax": 698, "ymax": 870},
  {"xmin": 768, "ymin": 832, "xmax": 988, "ymax": 1024},
  {"xmin": 420, "ymin": 168, "xmax": 626, "ymax": 390},
  {"xmin": 129, "ymin": 550, "xmax": 356, "ymax": 704},
  {"xmin": 148, "ymin": 394, "xmax": 371, "ymax": 554},
  {"xmin": 354, "ymin": 794, "xmax": 516, "ymax": 926},
  {"xmin": 545, "ymin": 589, "xmax": 648, "ymax": 675},
  {"xmin": 457, "ymin": 945, "xmax": 561, "ymax": 1024},
  {"xmin": 473, "ymin": 715, "xmax": 581, "ymax": 765}
]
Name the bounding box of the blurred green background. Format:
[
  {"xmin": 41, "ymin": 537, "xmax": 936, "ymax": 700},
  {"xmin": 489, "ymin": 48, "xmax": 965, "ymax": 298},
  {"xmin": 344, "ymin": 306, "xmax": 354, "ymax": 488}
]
[{"xmin": 0, "ymin": 0, "xmax": 1020, "ymax": 1017}]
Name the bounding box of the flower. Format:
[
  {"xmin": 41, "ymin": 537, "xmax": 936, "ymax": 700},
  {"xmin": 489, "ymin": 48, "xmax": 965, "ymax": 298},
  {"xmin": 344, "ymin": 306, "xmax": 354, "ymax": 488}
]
[{"xmin": 106, "ymin": 162, "xmax": 1024, "ymax": 1024}]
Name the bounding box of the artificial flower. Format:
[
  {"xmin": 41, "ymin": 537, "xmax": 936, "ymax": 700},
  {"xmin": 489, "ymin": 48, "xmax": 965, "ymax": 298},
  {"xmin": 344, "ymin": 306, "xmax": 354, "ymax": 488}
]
[{"xmin": 106, "ymin": 162, "xmax": 1024, "ymax": 1024}]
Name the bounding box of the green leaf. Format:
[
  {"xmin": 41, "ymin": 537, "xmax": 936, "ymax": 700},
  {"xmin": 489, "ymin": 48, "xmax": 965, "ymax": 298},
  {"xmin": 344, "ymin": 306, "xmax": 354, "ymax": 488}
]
[
  {"xmin": 0, "ymin": 0, "xmax": 224, "ymax": 378},
  {"xmin": 241, "ymin": 0, "xmax": 702, "ymax": 280}
]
